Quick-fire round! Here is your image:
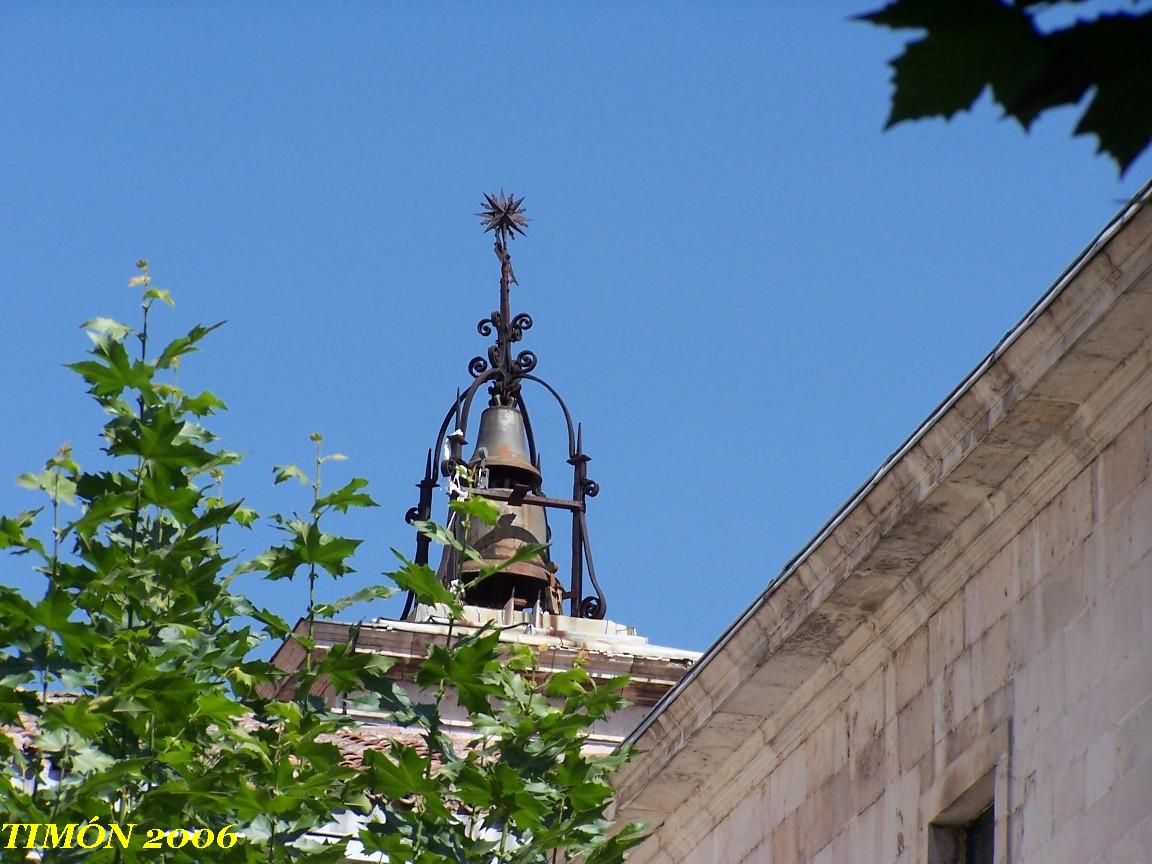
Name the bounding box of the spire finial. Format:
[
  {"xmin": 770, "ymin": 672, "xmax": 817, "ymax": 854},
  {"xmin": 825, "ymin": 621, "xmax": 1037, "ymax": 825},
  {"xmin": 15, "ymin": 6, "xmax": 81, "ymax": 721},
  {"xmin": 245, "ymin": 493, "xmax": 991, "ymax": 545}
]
[
  {"xmin": 478, "ymin": 191, "xmax": 528, "ymax": 313},
  {"xmin": 477, "ymin": 191, "xmax": 528, "ymax": 247},
  {"xmin": 469, "ymin": 192, "xmax": 536, "ymax": 407}
]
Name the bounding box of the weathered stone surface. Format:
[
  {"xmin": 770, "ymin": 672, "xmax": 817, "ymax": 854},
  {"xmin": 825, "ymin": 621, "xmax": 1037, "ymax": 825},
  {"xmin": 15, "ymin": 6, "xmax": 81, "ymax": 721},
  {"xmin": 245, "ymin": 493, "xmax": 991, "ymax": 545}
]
[
  {"xmin": 896, "ymin": 687, "xmax": 932, "ymax": 774},
  {"xmin": 893, "ymin": 627, "xmax": 926, "ymax": 711},
  {"xmin": 1099, "ymin": 410, "xmax": 1149, "ymax": 518},
  {"xmin": 807, "ymin": 709, "xmax": 849, "ymax": 789},
  {"xmin": 927, "ymin": 592, "xmax": 965, "ymax": 680}
]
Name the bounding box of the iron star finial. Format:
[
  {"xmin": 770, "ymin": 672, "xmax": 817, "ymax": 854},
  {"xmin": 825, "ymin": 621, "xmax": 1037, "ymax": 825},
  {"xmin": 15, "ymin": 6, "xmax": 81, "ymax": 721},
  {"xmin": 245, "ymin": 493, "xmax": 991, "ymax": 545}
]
[{"xmin": 477, "ymin": 191, "xmax": 529, "ymax": 245}]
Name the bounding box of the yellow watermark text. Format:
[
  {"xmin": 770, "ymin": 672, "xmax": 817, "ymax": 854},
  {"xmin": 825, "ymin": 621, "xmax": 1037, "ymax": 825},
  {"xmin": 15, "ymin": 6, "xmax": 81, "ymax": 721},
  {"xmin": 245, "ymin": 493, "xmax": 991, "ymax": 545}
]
[{"xmin": 1, "ymin": 819, "xmax": 240, "ymax": 851}]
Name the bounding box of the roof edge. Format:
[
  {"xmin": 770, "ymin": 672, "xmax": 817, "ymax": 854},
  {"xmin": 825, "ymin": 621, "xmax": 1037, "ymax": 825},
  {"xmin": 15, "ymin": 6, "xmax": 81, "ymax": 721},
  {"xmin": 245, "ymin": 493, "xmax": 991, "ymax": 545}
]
[{"xmin": 624, "ymin": 179, "xmax": 1152, "ymax": 748}]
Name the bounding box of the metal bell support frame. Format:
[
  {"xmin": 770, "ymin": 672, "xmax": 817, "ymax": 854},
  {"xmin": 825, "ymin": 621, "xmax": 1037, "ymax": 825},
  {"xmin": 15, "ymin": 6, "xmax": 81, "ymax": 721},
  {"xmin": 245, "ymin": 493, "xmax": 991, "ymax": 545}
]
[{"xmin": 403, "ymin": 193, "xmax": 607, "ymax": 620}]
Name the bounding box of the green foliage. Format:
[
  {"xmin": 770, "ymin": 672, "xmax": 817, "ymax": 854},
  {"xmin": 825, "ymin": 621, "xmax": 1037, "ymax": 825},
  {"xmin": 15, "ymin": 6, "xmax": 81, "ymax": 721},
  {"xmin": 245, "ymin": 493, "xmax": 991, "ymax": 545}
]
[
  {"xmin": 0, "ymin": 264, "xmax": 645, "ymax": 862},
  {"xmin": 860, "ymin": 0, "xmax": 1152, "ymax": 174}
]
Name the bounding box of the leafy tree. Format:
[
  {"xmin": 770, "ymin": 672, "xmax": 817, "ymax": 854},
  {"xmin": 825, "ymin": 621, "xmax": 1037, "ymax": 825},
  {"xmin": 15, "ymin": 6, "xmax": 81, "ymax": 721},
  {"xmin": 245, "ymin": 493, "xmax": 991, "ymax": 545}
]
[
  {"xmin": 860, "ymin": 0, "xmax": 1152, "ymax": 174},
  {"xmin": 0, "ymin": 263, "xmax": 645, "ymax": 862}
]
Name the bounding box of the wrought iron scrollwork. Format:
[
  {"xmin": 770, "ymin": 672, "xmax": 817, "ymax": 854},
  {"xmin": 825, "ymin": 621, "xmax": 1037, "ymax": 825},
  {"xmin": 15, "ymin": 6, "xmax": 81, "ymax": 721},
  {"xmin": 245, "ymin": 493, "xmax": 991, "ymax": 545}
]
[
  {"xmin": 465, "ymin": 303, "xmax": 538, "ymax": 400},
  {"xmin": 577, "ymin": 509, "xmax": 607, "ymax": 620},
  {"xmin": 511, "ymin": 313, "xmax": 533, "ymax": 340},
  {"xmin": 579, "ymin": 596, "xmax": 604, "ymax": 619}
]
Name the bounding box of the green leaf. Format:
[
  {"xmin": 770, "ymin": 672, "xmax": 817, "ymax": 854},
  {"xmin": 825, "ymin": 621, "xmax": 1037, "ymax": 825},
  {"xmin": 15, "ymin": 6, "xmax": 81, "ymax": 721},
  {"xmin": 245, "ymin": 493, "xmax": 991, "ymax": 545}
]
[
  {"xmin": 871, "ymin": 0, "xmax": 1045, "ymax": 127},
  {"xmin": 314, "ymin": 478, "xmax": 378, "ymax": 514},
  {"xmin": 188, "ymin": 501, "xmax": 241, "ymax": 535},
  {"xmin": 416, "ymin": 630, "xmax": 502, "ymax": 714},
  {"xmin": 0, "ymin": 510, "xmax": 45, "ymax": 556},
  {"xmin": 583, "ymin": 822, "xmax": 650, "ymax": 864},
  {"xmin": 246, "ymin": 602, "xmax": 292, "ymax": 638},
  {"xmin": 176, "ymin": 419, "xmax": 218, "ymax": 446},
  {"xmin": 233, "ymin": 506, "xmax": 259, "ymax": 527},
  {"xmin": 545, "ymin": 666, "xmax": 593, "ymax": 698},
  {"xmin": 141, "ymin": 471, "xmax": 200, "ymax": 523},
  {"xmin": 193, "ymin": 691, "xmax": 246, "ymax": 722},
  {"xmin": 15, "ymin": 471, "xmax": 42, "ymax": 492},
  {"xmin": 273, "ymin": 463, "xmax": 309, "ymax": 485},
  {"xmin": 67, "ymin": 336, "xmax": 154, "ymax": 402},
  {"xmin": 42, "ymin": 699, "xmax": 106, "ymax": 739},
  {"xmin": 143, "ymin": 286, "xmax": 175, "ymax": 306},
  {"xmin": 411, "ymin": 519, "xmax": 484, "ymax": 564},
  {"xmin": 247, "ymin": 544, "xmax": 307, "ymax": 581},
  {"xmin": 70, "ymin": 742, "xmax": 117, "ymax": 773},
  {"xmin": 315, "ymin": 644, "xmax": 398, "ymax": 692},
  {"xmin": 304, "ymin": 531, "xmax": 362, "ymax": 577},
  {"xmin": 859, "ymin": 0, "xmax": 1152, "ymax": 173},
  {"xmin": 80, "ymin": 316, "xmax": 133, "ymax": 345},
  {"xmin": 156, "ymin": 321, "xmax": 224, "ymax": 369},
  {"xmin": 1059, "ymin": 13, "xmax": 1152, "ymax": 173},
  {"xmin": 108, "ymin": 408, "xmax": 219, "ymax": 486},
  {"xmin": 313, "ymin": 584, "xmax": 398, "ymax": 618},
  {"xmin": 387, "ymin": 556, "xmax": 458, "ymax": 609},
  {"xmin": 16, "ymin": 469, "xmax": 77, "ymax": 506},
  {"xmin": 182, "ymin": 389, "xmax": 227, "ymax": 416},
  {"xmin": 362, "ymin": 743, "xmax": 439, "ymax": 801},
  {"xmin": 249, "ymin": 526, "xmax": 362, "ymax": 581},
  {"xmin": 450, "ymin": 495, "xmax": 502, "ymax": 526}
]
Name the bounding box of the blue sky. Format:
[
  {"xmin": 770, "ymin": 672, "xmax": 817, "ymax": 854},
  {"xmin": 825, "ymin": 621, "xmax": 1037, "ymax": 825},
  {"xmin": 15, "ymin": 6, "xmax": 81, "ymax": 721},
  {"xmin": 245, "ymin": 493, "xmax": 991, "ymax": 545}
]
[{"xmin": 3, "ymin": 3, "xmax": 1149, "ymax": 653}]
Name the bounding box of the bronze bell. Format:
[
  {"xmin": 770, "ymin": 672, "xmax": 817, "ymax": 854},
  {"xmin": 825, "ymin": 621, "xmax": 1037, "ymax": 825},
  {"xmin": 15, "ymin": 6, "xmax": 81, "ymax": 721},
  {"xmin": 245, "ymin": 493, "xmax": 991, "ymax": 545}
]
[
  {"xmin": 457, "ymin": 405, "xmax": 558, "ymax": 610},
  {"xmin": 471, "ymin": 404, "xmax": 541, "ymax": 486}
]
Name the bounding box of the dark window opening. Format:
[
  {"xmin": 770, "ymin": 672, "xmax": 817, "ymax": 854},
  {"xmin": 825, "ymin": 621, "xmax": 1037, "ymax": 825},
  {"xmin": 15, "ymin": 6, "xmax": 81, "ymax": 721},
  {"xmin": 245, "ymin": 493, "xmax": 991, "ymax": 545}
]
[
  {"xmin": 928, "ymin": 777, "xmax": 996, "ymax": 864},
  {"xmin": 963, "ymin": 806, "xmax": 994, "ymax": 864}
]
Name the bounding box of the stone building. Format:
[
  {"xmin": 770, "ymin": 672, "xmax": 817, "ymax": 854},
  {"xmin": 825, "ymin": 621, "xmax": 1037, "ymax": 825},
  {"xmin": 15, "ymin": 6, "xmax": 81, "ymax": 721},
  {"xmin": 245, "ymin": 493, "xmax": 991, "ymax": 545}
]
[{"xmin": 612, "ymin": 187, "xmax": 1152, "ymax": 864}]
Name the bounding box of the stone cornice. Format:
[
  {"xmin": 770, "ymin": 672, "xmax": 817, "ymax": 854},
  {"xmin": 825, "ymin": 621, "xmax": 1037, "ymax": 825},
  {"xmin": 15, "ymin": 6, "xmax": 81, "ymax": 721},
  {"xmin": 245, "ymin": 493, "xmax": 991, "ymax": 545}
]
[
  {"xmin": 614, "ymin": 190, "xmax": 1152, "ymax": 863},
  {"xmin": 271, "ymin": 617, "xmax": 699, "ymax": 708}
]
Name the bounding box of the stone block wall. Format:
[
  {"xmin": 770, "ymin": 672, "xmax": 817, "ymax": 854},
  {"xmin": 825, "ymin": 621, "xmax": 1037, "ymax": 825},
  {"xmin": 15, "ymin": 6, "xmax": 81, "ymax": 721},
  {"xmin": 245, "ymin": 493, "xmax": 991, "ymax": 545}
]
[{"xmin": 680, "ymin": 404, "xmax": 1151, "ymax": 864}]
